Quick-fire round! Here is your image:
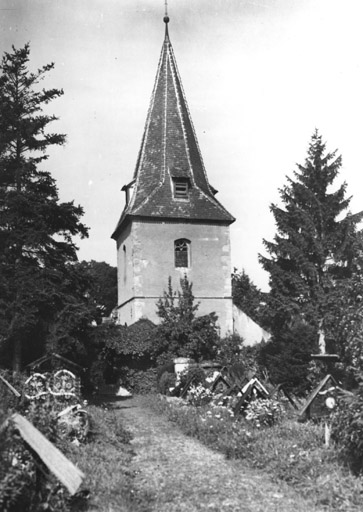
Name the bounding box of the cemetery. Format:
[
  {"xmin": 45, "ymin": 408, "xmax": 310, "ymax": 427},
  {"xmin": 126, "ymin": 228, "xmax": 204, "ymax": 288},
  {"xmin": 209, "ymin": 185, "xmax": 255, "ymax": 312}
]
[{"xmin": 2, "ymin": 2, "xmax": 363, "ymax": 511}]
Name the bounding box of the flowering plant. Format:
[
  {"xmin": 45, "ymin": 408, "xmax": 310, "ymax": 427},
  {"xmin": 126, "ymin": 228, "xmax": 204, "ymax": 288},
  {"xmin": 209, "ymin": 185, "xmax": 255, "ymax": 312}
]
[
  {"xmin": 245, "ymin": 398, "xmax": 285, "ymax": 428},
  {"xmin": 187, "ymin": 384, "xmax": 213, "ymax": 406}
]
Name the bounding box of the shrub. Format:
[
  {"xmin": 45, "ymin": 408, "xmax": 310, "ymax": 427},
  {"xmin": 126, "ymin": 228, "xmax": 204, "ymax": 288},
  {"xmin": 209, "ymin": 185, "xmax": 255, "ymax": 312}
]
[
  {"xmin": 245, "ymin": 398, "xmax": 286, "ymax": 428},
  {"xmin": 179, "ymin": 366, "xmax": 206, "ymax": 388},
  {"xmin": 331, "ymin": 382, "xmax": 363, "ymax": 474},
  {"xmin": 158, "ymin": 372, "xmax": 176, "ymax": 395},
  {"xmin": 119, "ymin": 367, "xmax": 157, "ymax": 394},
  {"xmin": 187, "ymin": 384, "xmax": 213, "ymax": 406},
  {"xmin": 258, "ymin": 321, "xmax": 317, "ymax": 396},
  {"xmin": 156, "ymin": 361, "xmax": 175, "ymax": 384}
]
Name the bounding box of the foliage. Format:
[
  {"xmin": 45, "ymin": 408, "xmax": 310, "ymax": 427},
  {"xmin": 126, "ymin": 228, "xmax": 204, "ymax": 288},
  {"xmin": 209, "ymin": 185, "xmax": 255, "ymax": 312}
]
[
  {"xmin": 0, "ymin": 44, "xmax": 88, "ymax": 371},
  {"xmin": 0, "ymin": 371, "xmax": 147, "ymax": 511},
  {"xmin": 216, "ymin": 333, "xmax": 244, "ymax": 366},
  {"xmin": 156, "ymin": 361, "xmax": 175, "ymax": 384},
  {"xmin": 0, "ymin": 400, "xmax": 75, "ymax": 511},
  {"xmin": 232, "ymin": 268, "xmax": 266, "ymax": 325},
  {"xmin": 73, "ymin": 260, "xmax": 117, "ymax": 323},
  {"xmin": 331, "ymin": 380, "xmax": 363, "ymax": 474},
  {"xmin": 86, "ymin": 320, "xmax": 156, "ymax": 389},
  {"xmin": 258, "ymin": 320, "xmax": 317, "ymax": 395},
  {"xmin": 152, "ymin": 395, "xmax": 363, "ymax": 510},
  {"xmin": 245, "ymin": 398, "xmax": 286, "ymax": 428},
  {"xmin": 321, "ymin": 267, "xmax": 363, "ymax": 383},
  {"xmin": 216, "ymin": 335, "xmax": 262, "ymax": 380},
  {"xmin": 118, "ymin": 367, "xmax": 157, "ymax": 394},
  {"xmin": 153, "ymin": 276, "xmax": 220, "ymax": 364},
  {"xmin": 179, "ymin": 366, "xmax": 206, "ymax": 389},
  {"xmin": 259, "ymin": 130, "xmax": 363, "ymax": 347},
  {"xmin": 158, "ymin": 371, "xmax": 176, "ymax": 395},
  {"xmin": 186, "ymin": 383, "xmax": 213, "ymax": 406}
]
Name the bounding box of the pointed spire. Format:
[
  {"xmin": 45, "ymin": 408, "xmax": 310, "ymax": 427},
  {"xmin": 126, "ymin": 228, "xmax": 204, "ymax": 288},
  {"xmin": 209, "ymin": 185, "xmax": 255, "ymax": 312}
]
[{"xmin": 112, "ymin": 15, "xmax": 234, "ymax": 239}]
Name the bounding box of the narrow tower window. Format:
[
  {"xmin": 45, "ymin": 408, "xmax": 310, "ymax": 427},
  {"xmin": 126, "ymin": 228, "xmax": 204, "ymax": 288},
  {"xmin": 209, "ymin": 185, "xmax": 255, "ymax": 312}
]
[
  {"xmin": 174, "ymin": 239, "xmax": 190, "ymax": 268},
  {"xmin": 123, "ymin": 245, "xmax": 127, "ymax": 283}
]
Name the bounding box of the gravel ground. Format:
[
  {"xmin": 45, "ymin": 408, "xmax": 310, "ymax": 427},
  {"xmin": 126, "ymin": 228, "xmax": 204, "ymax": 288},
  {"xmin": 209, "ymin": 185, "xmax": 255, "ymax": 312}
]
[{"xmin": 113, "ymin": 396, "xmax": 323, "ymax": 512}]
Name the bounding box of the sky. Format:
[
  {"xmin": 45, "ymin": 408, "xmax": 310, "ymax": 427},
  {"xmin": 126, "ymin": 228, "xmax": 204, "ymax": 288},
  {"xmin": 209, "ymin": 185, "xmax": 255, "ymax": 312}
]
[{"xmin": 1, "ymin": 0, "xmax": 363, "ymax": 291}]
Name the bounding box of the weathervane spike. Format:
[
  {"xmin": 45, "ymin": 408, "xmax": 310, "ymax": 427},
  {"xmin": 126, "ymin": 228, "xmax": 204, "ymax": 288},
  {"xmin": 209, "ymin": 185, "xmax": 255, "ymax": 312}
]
[{"xmin": 163, "ymin": 0, "xmax": 169, "ymax": 35}]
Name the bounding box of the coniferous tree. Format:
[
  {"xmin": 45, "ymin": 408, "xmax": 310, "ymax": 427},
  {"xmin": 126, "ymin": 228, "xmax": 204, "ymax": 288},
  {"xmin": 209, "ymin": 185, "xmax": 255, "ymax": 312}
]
[
  {"xmin": 259, "ymin": 131, "xmax": 363, "ymax": 373},
  {"xmin": 231, "ymin": 267, "xmax": 265, "ymax": 325},
  {"xmin": 0, "ymin": 44, "xmax": 88, "ymax": 371},
  {"xmin": 74, "ymin": 260, "xmax": 117, "ymax": 323}
]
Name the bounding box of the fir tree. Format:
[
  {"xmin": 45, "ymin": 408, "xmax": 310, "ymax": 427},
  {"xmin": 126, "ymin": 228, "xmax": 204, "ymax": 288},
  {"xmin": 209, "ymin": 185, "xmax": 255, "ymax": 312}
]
[
  {"xmin": 260, "ymin": 130, "xmax": 363, "ymax": 343},
  {"xmin": 0, "ymin": 44, "xmax": 88, "ymax": 371},
  {"xmin": 231, "ymin": 267, "xmax": 265, "ymax": 325}
]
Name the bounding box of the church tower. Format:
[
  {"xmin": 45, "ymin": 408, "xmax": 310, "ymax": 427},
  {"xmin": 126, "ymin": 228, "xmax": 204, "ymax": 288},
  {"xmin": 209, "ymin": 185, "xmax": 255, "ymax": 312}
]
[{"xmin": 111, "ymin": 16, "xmax": 235, "ymax": 335}]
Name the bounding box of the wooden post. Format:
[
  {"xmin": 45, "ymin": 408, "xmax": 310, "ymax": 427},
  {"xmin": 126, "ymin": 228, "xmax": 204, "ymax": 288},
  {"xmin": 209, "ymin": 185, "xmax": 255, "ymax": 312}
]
[{"xmin": 324, "ymin": 422, "xmax": 331, "ymax": 447}]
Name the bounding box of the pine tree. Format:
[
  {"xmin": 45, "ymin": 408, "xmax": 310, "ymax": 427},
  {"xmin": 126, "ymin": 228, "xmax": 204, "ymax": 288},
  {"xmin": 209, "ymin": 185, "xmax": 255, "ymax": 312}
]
[
  {"xmin": 260, "ymin": 130, "xmax": 363, "ymax": 345},
  {"xmin": 0, "ymin": 44, "xmax": 88, "ymax": 371}
]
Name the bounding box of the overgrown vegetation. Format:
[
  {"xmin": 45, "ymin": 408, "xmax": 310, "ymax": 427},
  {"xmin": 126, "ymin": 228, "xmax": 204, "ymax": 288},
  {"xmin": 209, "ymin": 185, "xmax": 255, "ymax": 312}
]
[
  {"xmin": 152, "ymin": 276, "xmax": 220, "ymax": 365},
  {"xmin": 152, "ymin": 396, "xmax": 363, "ymax": 511},
  {"xmin": 232, "ymin": 268, "xmax": 266, "ymax": 325},
  {"xmin": 0, "ymin": 370, "xmax": 148, "ymax": 512},
  {"xmin": 331, "ymin": 378, "xmax": 363, "ymax": 475}
]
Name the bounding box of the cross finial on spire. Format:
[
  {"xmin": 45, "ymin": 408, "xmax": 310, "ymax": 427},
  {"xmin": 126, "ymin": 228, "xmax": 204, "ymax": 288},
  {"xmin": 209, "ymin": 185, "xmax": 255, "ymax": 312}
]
[{"xmin": 163, "ymin": 0, "xmax": 169, "ymax": 36}]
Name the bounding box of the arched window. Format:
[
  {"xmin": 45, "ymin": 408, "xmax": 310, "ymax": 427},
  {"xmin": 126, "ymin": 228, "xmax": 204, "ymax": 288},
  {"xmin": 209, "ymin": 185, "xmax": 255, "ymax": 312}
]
[{"xmin": 174, "ymin": 239, "xmax": 190, "ymax": 268}]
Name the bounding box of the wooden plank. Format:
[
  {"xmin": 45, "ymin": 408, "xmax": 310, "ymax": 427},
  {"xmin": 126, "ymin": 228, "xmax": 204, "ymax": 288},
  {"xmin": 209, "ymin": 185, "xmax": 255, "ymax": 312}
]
[
  {"xmin": 11, "ymin": 413, "xmax": 84, "ymax": 495},
  {"xmin": 299, "ymin": 374, "xmax": 338, "ymax": 417},
  {"xmin": 0, "ymin": 375, "xmax": 21, "ymax": 397}
]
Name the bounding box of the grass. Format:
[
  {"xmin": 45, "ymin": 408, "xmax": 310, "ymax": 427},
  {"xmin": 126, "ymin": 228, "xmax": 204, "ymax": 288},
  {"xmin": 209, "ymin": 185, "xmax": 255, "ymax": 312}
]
[
  {"xmin": 150, "ymin": 395, "xmax": 363, "ymax": 511},
  {"xmin": 66, "ymin": 402, "xmax": 152, "ymax": 511},
  {"xmin": 0, "ymin": 379, "xmax": 150, "ymax": 512}
]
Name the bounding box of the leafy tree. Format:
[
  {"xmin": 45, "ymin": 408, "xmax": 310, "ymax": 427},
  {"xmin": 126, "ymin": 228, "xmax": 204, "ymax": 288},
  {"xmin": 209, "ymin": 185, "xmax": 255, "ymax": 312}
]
[
  {"xmin": 153, "ymin": 276, "xmax": 220, "ymax": 364},
  {"xmin": 74, "ymin": 260, "xmax": 117, "ymax": 323},
  {"xmin": 259, "ymin": 130, "xmax": 363, "ymax": 344},
  {"xmin": 232, "ymin": 267, "xmax": 266, "ymax": 325},
  {"xmin": 0, "ymin": 44, "xmax": 88, "ymax": 371}
]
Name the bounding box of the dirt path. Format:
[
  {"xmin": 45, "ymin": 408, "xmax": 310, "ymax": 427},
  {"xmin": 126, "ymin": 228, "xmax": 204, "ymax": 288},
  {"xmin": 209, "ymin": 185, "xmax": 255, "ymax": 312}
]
[{"xmin": 114, "ymin": 396, "xmax": 322, "ymax": 512}]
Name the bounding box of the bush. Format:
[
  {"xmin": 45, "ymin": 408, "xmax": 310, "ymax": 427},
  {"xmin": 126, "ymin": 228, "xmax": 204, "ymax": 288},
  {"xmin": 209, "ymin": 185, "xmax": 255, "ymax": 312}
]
[
  {"xmin": 179, "ymin": 366, "xmax": 206, "ymax": 389},
  {"xmin": 156, "ymin": 361, "xmax": 175, "ymax": 384},
  {"xmin": 186, "ymin": 384, "xmax": 213, "ymax": 406},
  {"xmin": 119, "ymin": 367, "xmax": 157, "ymax": 394},
  {"xmin": 331, "ymin": 382, "xmax": 363, "ymax": 474},
  {"xmin": 245, "ymin": 398, "xmax": 286, "ymax": 428},
  {"xmin": 158, "ymin": 372, "xmax": 176, "ymax": 395},
  {"xmin": 258, "ymin": 321, "xmax": 317, "ymax": 395}
]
